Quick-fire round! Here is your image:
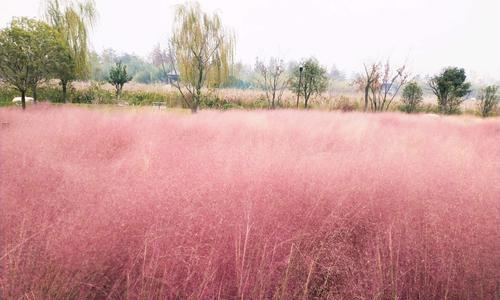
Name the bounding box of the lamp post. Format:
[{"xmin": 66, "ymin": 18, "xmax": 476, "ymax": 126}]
[{"xmin": 296, "ymin": 66, "xmax": 303, "ymax": 109}]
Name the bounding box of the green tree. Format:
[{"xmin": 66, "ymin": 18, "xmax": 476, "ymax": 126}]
[
  {"xmin": 28, "ymin": 21, "xmax": 69, "ymax": 102},
  {"xmin": 107, "ymin": 61, "xmax": 132, "ymax": 99},
  {"xmin": 401, "ymin": 81, "xmax": 423, "ymax": 113},
  {"xmin": 477, "ymin": 85, "xmax": 498, "ymax": 117},
  {"xmin": 44, "ymin": 0, "xmax": 97, "ymax": 103},
  {"xmin": 168, "ymin": 2, "xmax": 234, "ymax": 113},
  {"xmin": 429, "ymin": 67, "xmax": 471, "ymax": 114},
  {"xmin": 0, "ymin": 18, "xmax": 65, "ymax": 109},
  {"xmin": 290, "ymin": 58, "xmax": 329, "ymax": 108}
]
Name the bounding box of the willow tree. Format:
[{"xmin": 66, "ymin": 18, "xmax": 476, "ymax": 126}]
[
  {"xmin": 43, "ymin": 0, "xmax": 97, "ymax": 102},
  {"xmin": 169, "ymin": 2, "xmax": 234, "ymax": 113}
]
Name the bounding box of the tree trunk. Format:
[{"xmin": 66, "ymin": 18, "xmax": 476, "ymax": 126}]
[
  {"xmin": 62, "ymin": 80, "xmax": 68, "ymax": 103},
  {"xmin": 304, "ymin": 88, "xmax": 310, "ymax": 109},
  {"xmin": 193, "ymin": 86, "xmax": 202, "ymax": 114},
  {"xmin": 303, "ymin": 80, "xmax": 311, "ymax": 109},
  {"xmin": 32, "ymin": 85, "xmax": 37, "ymax": 103},
  {"xmin": 21, "ymin": 90, "xmax": 26, "ymax": 110},
  {"xmin": 296, "ymin": 70, "xmax": 303, "ymax": 109},
  {"xmin": 364, "ymin": 85, "xmax": 370, "ymax": 111},
  {"xmin": 192, "ymin": 62, "xmax": 205, "ymax": 114}
]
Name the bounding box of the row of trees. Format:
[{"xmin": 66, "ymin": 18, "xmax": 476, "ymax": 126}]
[
  {"xmin": 154, "ymin": 3, "xmax": 331, "ymax": 112},
  {"xmin": 90, "ymin": 49, "xmax": 167, "ymax": 84},
  {"xmin": 354, "ymin": 63, "xmax": 499, "ymax": 116},
  {"xmin": 254, "ymin": 57, "xmax": 329, "ymax": 110},
  {"xmin": 1, "ymin": 1, "xmax": 497, "ymax": 115},
  {"xmin": 161, "ymin": 3, "xmax": 498, "ymax": 115},
  {"xmin": 402, "ymin": 68, "xmax": 498, "ymax": 117}
]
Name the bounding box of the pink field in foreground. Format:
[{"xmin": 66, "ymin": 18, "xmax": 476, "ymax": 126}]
[{"xmin": 1, "ymin": 106, "xmax": 499, "ymax": 299}]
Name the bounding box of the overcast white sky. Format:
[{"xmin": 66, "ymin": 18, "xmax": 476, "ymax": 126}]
[{"xmin": 2, "ymin": 0, "xmax": 500, "ymax": 81}]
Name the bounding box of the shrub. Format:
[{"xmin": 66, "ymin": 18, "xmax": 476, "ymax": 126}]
[
  {"xmin": 0, "ymin": 85, "xmax": 18, "ymax": 105},
  {"xmin": 121, "ymin": 90, "xmax": 157, "ymax": 105},
  {"xmin": 200, "ymin": 93, "xmax": 242, "ymax": 110},
  {"xmin": 37, "ymin": 85, "xmax": 65, "ymax": 103},
  {"xmin": 1, "ymin": 107, "xmax": 498, "ymax": 299},
  {"xmin": 330, "ymin": 96, "xmax": 360, "ymax": 112},
  {"xmin": 71, "ymin": 82, "xmax": 114, "ymax": 104}
]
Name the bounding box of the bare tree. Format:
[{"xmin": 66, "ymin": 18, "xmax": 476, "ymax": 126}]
[
  {"xmin": 255, "ymin": 57, "xmax": 289, "ymax": 109},
  {"xmin": 151, "ymin": 44, "xmax": 171, "ymax": 84},
  {"xmin": 355, "ymin": 62, "xmax": 409, "ymax": 112}
]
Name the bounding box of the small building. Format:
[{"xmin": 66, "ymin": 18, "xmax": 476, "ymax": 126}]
[{"xmin": 166, "ymin": 72, "xmax": 180, "ymax": 84}]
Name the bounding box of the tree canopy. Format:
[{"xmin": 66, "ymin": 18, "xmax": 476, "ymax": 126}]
[
  {"xmin": 401, "ymin": 81, "xmax": 423, "ymax": 113},
  {"xmin": 429, "ymin": 67, "xmax": 471, "ymax": 114},
  {"xmin": 477, "ymin": 85, "xmax": 498, "ymax": 117},
  {"xmin": 108, "ymin": 61, "xmax": 132, "ymax": 99},
  {"xmin": 0, "ymin": 17, "xmax": 66, "ymax": 109},
  {"xmin": 290, "ymin": 58, "xmax": 329, "ymax": 108},
  {"xmin": 44, "ymin": 0, "xmax": 97, "ymax": 102}
]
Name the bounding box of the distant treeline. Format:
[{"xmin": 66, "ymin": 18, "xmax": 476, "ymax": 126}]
[{"xmin": 87, "ymin": 48, "xmax": 348, "ymax": 89}]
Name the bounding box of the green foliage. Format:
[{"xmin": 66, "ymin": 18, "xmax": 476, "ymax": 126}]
[
  {"xmin": 133, "ymin": 71, "xmax": 153, "ymax": 84},
  {"xmin": 0, "ymin": 85, "xmax": 19, "ymax": 105},
  {"xmin": 429, "ymin": 67, "xmax": 471, "ymax": 114},
  {"xmin": 0, "ymin": 17, "xmax": 66, "ymax": 108},
  {"xmin": 23, "ymin": 19, "xmax": 68, "ymax": 102},
  {"xmin": 44, "ymin": 0, "xmax": 97, "ymax": 102},
  {"xmin": 72, "ymin": 82, "xmax": 114, "ymax": 104},
  {"xmin": 120, "ymin": 91, "xmax": 179, "ymax": 106},
  {"xmin": 223, "ymin": 76, "xmax": 253, "ymax": 89},
  {"xmin": 477, "ymin": 85, "xmax": 498, "ymax": 117},
  {"xmin": 89, "ymin": 49, "xmax": 165, "ymax": 84},
  {"xmin": 401, "ymin": 82, "xmax": 423, "ymax": 113},
  {"xmin": 290, "ymin": 58, "xmax": 329, "ymax": 108},
  {"xmin": 37, "ymin": 85, "xmax": 66, "ymax": 102},
  {"xmin": 200, "ymin": 94, "xmax": 242, "ymax": 110},
  {"xmin": 44, "ymin": 0, "xmax": 96, "ymax": 79},
  {"xmin": 170, "ymin": 2, "xmax": 235, "ymax": 113},
  {"xmin": 108, "ymin": 62, "xmax": 132, "ymax": 99}
]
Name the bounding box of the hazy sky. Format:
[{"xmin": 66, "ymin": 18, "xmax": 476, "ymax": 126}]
[{"xmin": 2, "ymin": 0, "xmax": 500, "ymax": 81}]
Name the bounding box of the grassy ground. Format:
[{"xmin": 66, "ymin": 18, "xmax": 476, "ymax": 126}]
[{"xmin": 1, "ymin": 106, "xmax": 498, "ymax": 299}]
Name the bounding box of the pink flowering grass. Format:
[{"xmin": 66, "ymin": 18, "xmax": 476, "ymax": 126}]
[{"xmin": 0, "ymin": 106, "xmax": 499, "ymax": 299}]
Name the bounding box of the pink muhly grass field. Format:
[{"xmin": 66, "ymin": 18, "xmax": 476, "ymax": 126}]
[{"xmin": 0, "ymin": 106, "xmax": 499, "ymax": 299}]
